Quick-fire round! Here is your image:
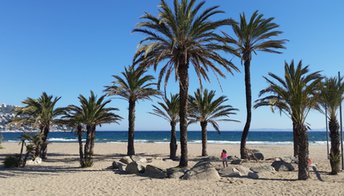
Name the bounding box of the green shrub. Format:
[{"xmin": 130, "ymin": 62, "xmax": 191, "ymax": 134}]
[{"xmin": 3, "ymin": 155, "xmax": 20, "ymax": 168}]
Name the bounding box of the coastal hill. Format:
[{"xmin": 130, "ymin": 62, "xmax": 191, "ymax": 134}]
[
  {"xmin": 0, "ymin": 104, "xmax": 68, "ymax": 132},
  {"xmin": 0, "ymin": 104, "xmax": 17, "ymax": 130}
]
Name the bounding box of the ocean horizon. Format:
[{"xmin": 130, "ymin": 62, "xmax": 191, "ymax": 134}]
[{"xmin": 0, "ymin": 130, "xmax": 330, "ymax": 145}]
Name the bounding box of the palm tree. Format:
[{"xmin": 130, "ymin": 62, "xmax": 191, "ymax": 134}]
[
  {"xmin": 58, "ymin": 108, "xmax": 86, "ymax": 167},
  {"xmin": 133, "ymin": 0, "xmax": 238, "ymax": 167},
  {"xmin": 105, "ymin": 66, "xmax": 159, "ymax": 156},
  {"xmin": 13, "ymin": 92, "xmax": 63, "ymax": 159},
  {"xmin": 254, "ymin": 60, "xmax": 322, "ymax": 180},
  {"xmin": 189, "ymin": 88, "xmax": 238, "ymax": 156},
  {"xmin": 150, "ymin": 94, "xmax": 179, "ymax": 160},
  {"xmin": 223, "ymin": 11, "xmax": 287, "ymax": 159},
  {"xmin": 318, "ymin": 77, "xmax": 344, "ymax": 175},
  {"xmin": 64, "ymin": 91, "xmax": 122, "ymax": 167}
]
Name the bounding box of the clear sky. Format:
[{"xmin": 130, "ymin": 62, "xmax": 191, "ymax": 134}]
[{"xmin": 0, "ymin": 0, "xmax": 343, "ymax": 131}]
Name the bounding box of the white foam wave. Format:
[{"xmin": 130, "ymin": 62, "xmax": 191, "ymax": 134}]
[{"xmin": 48, "ymin": 138, "xmax": 82, "ymax": 142}]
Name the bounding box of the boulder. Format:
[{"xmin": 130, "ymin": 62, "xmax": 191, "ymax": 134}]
[
  {"xmin": 271, "ymin": 160, "xmax": 295, "ymax": 171},
  {"xmin": 248, "ymin": 171, "xmax": 259, "ymax": 179},
  {"xmin": 167, "ymin": 167, "xmax": 187, "ymax": 179},
  {"xmin": 218, "ymin": 166, "xmax": 241, "ymax": 177},
  {"xmin": 119, "ymin": 156, "xmax": 133, "ymax": 164},
  {"xmin": 247, "ymin": 149, "xmax": 264, "ymax": 160},
  {"xmin": 112, "ymin": 161, "xmax": 127, "ymax": 171},
  {"xmin": 144, "ymin": 165, "xmax": 167, "ymax": 179},
  {"xmin": 235, "ymin": 165, "xmax": 251, "ymax": 176},
  {"xmin": 182, "ymin": 159, "xmax": 220, "ymax": 181},
  {"xmin": 131, "ymin": 156, "xmax": 148, "ymax": 163},
  {"xmin": 126, "ymin": 161, "xmax": 145, "ymax": 174},
  {"xmin": 207, "ymin": 156, "xmax": 221, "ymax": 162},
  {"xmin": 280, "ymin": 156, "xmax": 298, "ymax": 164},
  {"xmin": 250, "ymin": 165, "xmax": 275, "ymax": 173},
  {"xmin": 231, "ymin": 159, "xmax": 243, "ymax": 165}
]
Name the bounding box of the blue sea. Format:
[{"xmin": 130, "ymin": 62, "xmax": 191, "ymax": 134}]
[{"xmin": 0, "ymin": 131, "xmax": 329, "ymax": 145}]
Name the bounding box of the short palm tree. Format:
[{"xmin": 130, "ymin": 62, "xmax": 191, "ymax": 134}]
[
  {"xmin": 105, "ymin": 66, "xmax": 159, "ymax": 156},
  {"xmin": 223, "ymin": 11, "xmax": 287, "ymax": 159},
  {"xmin": 64, "ymin": 91, "xmax": 122, "ymax": 167},
  {"xmin": 133, "ymin": 0, "xmax": 238, "ymax": 167},
  {"xmin": 255, "ymin": 60, "xmax": 322, "ymax": 180},
  {"xmin": 318, "ymin": 76, "xmax": 344, "ymax": 175},
  {"xmin": 150, "ymin": 94, "xmax": 179, "ymax": 160},
  {"xmin": 13, "ymin": 92, "xmax": 63, "ymax": 159},
  {"xmin": 58, "ymin": 107, "xmax": 86, "ymax": 167},
  {"xmin": 189, "ymin": 88, "xmax": 238, "ymax": 156}
]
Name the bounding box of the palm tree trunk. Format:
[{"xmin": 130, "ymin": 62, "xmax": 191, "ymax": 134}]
[
  {"xmin": 329, "ymin": 116, "xmax": 340, "ymax": 175},
  {"xmin": 170, "ymin": 121, "xmax": 177, "ymax": 160},
  {"xmin": 84, "ymin": 125, "xmax": 92, "ymax": 165},
  {"xmin": 297, "ymin": 123, "xmax": 309, "ymax": 180},
  {"xmin": 293, "ymin": 120, "xmax": 299, "ymax": 157},
  {"xmin": 89, "ymin": 126, "xmax": 96, "ymax": 156},
  {"xmin": 127, "ymin": 99, "xmax": 136, "ymax": 156},
  {"xmin": 77, "ymin": 125, "xmax": 85, "ymax": 167},
  {"xmin": 19, "ymin": 140, "xmax": 25, "ymax": 166},
  {"xmin": 241, "ymin": 58, "xmax": 252, "ymax": 159},
  {"xmin": 34, "ymin": 127, "xmax": 43, "ymax": 158},
  {"xmin": 41, "ymin": 126, "xmax": 50, "ymax": 159},
  {"xmin": 178, "ymin": 63, "xmax": 189, "ymax": 167},
  {"xmin": 201, "ymin": 121, "xmax": 208, "ymax": 156},
  {"xmin": 22, "ymin": 149, "xmax": 31, "ymax": 168}
]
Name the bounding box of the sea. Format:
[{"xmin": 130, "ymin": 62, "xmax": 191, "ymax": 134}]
[{"xmin": 0, "ymin": 131, "xmax": 330, "ymax": 145}]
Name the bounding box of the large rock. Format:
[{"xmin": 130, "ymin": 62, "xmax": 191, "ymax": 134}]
[
  {"xmin": 167, "ymin": 167, "xmax": 187, "ymax": 179},
  {"xmin": 144, "ymin": 165, "xmax": 167, "ymax": 179},
  {"xmin": 235, "ymin": 165, "xmax": 251, "ymax": 176},
  {"xmin": 250, "ymin": 165, "xmax": 275, "ymax": 173},
  {"xmin": 112, "ymin": 161, "xmax": 127, "ymax": 172},
  {"xmin": 271, "ymin": 160, "xmax": 295, "ymax": 171},
  {"xmin": 207, "ymin": 156, "xmax": 221, "ymax": 162},
  {"xmin": 119, "ymin": 156, "xmax": 133, "ymax": 164},
  {"xmin": 182, "ymin": 159, "xmax": 220, "ymax": 181},
  {"xmin": 248, "ymin": 171, "xmax": 259, "ymax": 179},
  {"xmin": 218, "ymin": 165, "xmax": 257, "ymax": 178},
  {"xmin": 131, "ymin": 156, "xmax": 148, "ymax": 163},
  {"xmin": 280, "ymin": 156, "xmax": 298, "ymax": 164},
  {"xmin": 218, "ymin": 166, "xmax": 241, "ymax": 177},
  {"xmin": 231, "ymin": 159, "xmax": 243, "ymax": 165},
  {"xmin": 247, "ymin": 149, "xmax": 264, "ymax": 160},
  {"xmin": 126, "ymin": 161, "xmax": 145, "ymax": 174}
]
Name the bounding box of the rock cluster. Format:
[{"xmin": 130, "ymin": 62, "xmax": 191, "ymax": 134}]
[{"xmin": 112, "ymin": 152, "xmax": 293, "ymax": 181}]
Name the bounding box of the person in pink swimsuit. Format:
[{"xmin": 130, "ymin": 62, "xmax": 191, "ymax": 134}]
[{"xmin": 221, "ymin": 149, "xmax": 228, "ymax": 168}]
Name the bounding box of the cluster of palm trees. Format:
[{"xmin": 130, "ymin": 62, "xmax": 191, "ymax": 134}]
[
  {"xmin": 132, "ymin": 0, "xmax": 287, "ymax": 167},
  {"xmin": 10, "ymin": 0, "xmax": 343, "ymax": 181},
  {"xmin": 255, "ymin": 61, "xmax": 344, "ymax": 179},
  {"xmin": 13, "ymin": 91, "xmax": 121, "ymax": 167}
]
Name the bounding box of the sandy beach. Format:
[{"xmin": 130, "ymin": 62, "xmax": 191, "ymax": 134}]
[{"xmin": 0, "ymin": 142, "xmax": 344, "ymax": 196}]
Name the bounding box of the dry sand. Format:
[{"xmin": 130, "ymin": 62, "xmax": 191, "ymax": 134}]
[{"xmin": 1, "ymin": 142, "xmax": 344, "ymax": 196}]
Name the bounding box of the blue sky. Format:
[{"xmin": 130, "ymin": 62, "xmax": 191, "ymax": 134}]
[{"xmin": 0, "ymin": 0, "xmax": 343, "ymax": 131}]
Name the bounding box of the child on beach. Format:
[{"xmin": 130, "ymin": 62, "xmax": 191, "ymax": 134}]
[{"xmin": 221, "ymin": 149, "xmax": 228, "ymax": 168}]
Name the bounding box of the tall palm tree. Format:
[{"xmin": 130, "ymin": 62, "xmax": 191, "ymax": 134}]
[
  {"xmin": 223, "ymin": 11, "xmax": 287, "ymax": 159},
  {"xmin": 189, "ymin": 88, "xmax": 238, "ymax": 156},
  {"xmin": 105, "ymin": 66, "xmax": 159, "ymax": 156},
  {"xmin": 318, "ymin": 77, "xmax": 344, "ymax": 175},
  {"xmin": 14, "ymin": 92, "xmax": 63, "ymax": 159},
  {"xmin": 254, "ymin": 60, "xmax": 322, "ymax": 180},
  {"xmin": 63, "ymin": 91, "xmax": 122, "ymax": 167},
  {"xmin": 150, "ymin": 94, "xmax": 179, "ymax": 160},
  {"xmin": 133, "ymin": 0, "xmax": 238, "ymax": 167}
]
